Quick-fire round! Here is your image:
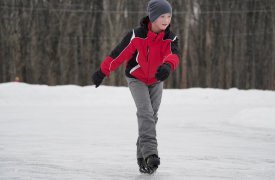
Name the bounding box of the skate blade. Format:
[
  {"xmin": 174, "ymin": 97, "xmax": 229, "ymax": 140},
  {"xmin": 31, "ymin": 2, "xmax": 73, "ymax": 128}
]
[{"xmin": 140, "ymin": 166, "xmax": 157, "ymax": 174}]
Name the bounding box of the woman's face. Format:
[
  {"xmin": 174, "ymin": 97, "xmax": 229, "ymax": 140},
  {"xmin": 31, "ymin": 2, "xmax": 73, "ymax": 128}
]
[{"xmin": 153, "ymin": 13, "xmax": 172, "ymax": 31}]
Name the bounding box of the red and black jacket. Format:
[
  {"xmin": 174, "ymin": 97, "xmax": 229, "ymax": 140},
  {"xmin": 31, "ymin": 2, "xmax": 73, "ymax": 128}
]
[{"xmin": 101, "ymin": 16, "xmax": 180, "ymax": 85}]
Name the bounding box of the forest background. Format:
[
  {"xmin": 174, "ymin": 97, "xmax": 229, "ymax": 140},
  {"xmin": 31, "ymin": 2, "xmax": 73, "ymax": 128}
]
[{"xmin": 1, "ymin": 0, "xmax": 274, "ymax": 90}]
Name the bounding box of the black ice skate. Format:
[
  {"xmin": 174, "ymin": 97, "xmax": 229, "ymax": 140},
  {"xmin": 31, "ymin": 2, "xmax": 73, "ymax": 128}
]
[
  {"xmin": 145, "ymin": 154, "xmax": 160, "ymax": 174},
  {"xmin": 137, "ymin": 158, "xmax": 148, "ymax": 173}
]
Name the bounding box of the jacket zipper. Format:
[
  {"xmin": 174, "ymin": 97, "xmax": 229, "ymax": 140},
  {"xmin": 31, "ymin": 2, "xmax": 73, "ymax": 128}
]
[{"xmin": 147, "ymin": 46, "xmax": 150, "ymax": 83}]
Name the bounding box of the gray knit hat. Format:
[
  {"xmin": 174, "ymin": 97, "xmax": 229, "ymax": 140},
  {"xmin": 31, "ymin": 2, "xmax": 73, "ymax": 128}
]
[{"xmin": 147, "ymin": 0, "xmax": 172, "ymax": 22}]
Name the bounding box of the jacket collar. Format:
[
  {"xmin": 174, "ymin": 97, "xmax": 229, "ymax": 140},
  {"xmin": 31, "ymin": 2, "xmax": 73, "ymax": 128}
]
[{"xmin": 147, "ymin": 22, "xmax": 165, "ymax": 45}]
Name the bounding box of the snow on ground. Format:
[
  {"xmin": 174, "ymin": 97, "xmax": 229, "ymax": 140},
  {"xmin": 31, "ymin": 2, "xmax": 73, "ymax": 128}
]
[{"xmin": 0, "ymin": 82, "xmax": 275, "ymax": 180}]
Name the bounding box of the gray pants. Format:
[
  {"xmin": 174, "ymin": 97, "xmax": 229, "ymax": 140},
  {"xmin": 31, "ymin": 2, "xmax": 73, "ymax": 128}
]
[{"xmin": 126, "ymin": 77, "xmax": 163, "ymax": 159}]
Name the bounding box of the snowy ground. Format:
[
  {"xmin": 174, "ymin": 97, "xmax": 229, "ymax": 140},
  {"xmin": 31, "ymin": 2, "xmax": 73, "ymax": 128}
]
[{"xmin": 0, "ymin": 82, "xmax": 275, "ymax": 180}]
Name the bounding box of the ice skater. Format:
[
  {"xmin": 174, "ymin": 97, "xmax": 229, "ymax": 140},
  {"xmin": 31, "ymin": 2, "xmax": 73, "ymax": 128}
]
[{"xmin": 92, "ymin": 0, "xmax": 179, "ymax": 174}]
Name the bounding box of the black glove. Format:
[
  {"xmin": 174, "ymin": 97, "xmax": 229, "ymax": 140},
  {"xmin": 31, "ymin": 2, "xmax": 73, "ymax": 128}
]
[
  {"xmin": 92, "ymin": 69, "xmax": 106, "ymax": 88},
  {"xmin": 155, "ymin": 63, "xmax": 171, "ymax": 81}
]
